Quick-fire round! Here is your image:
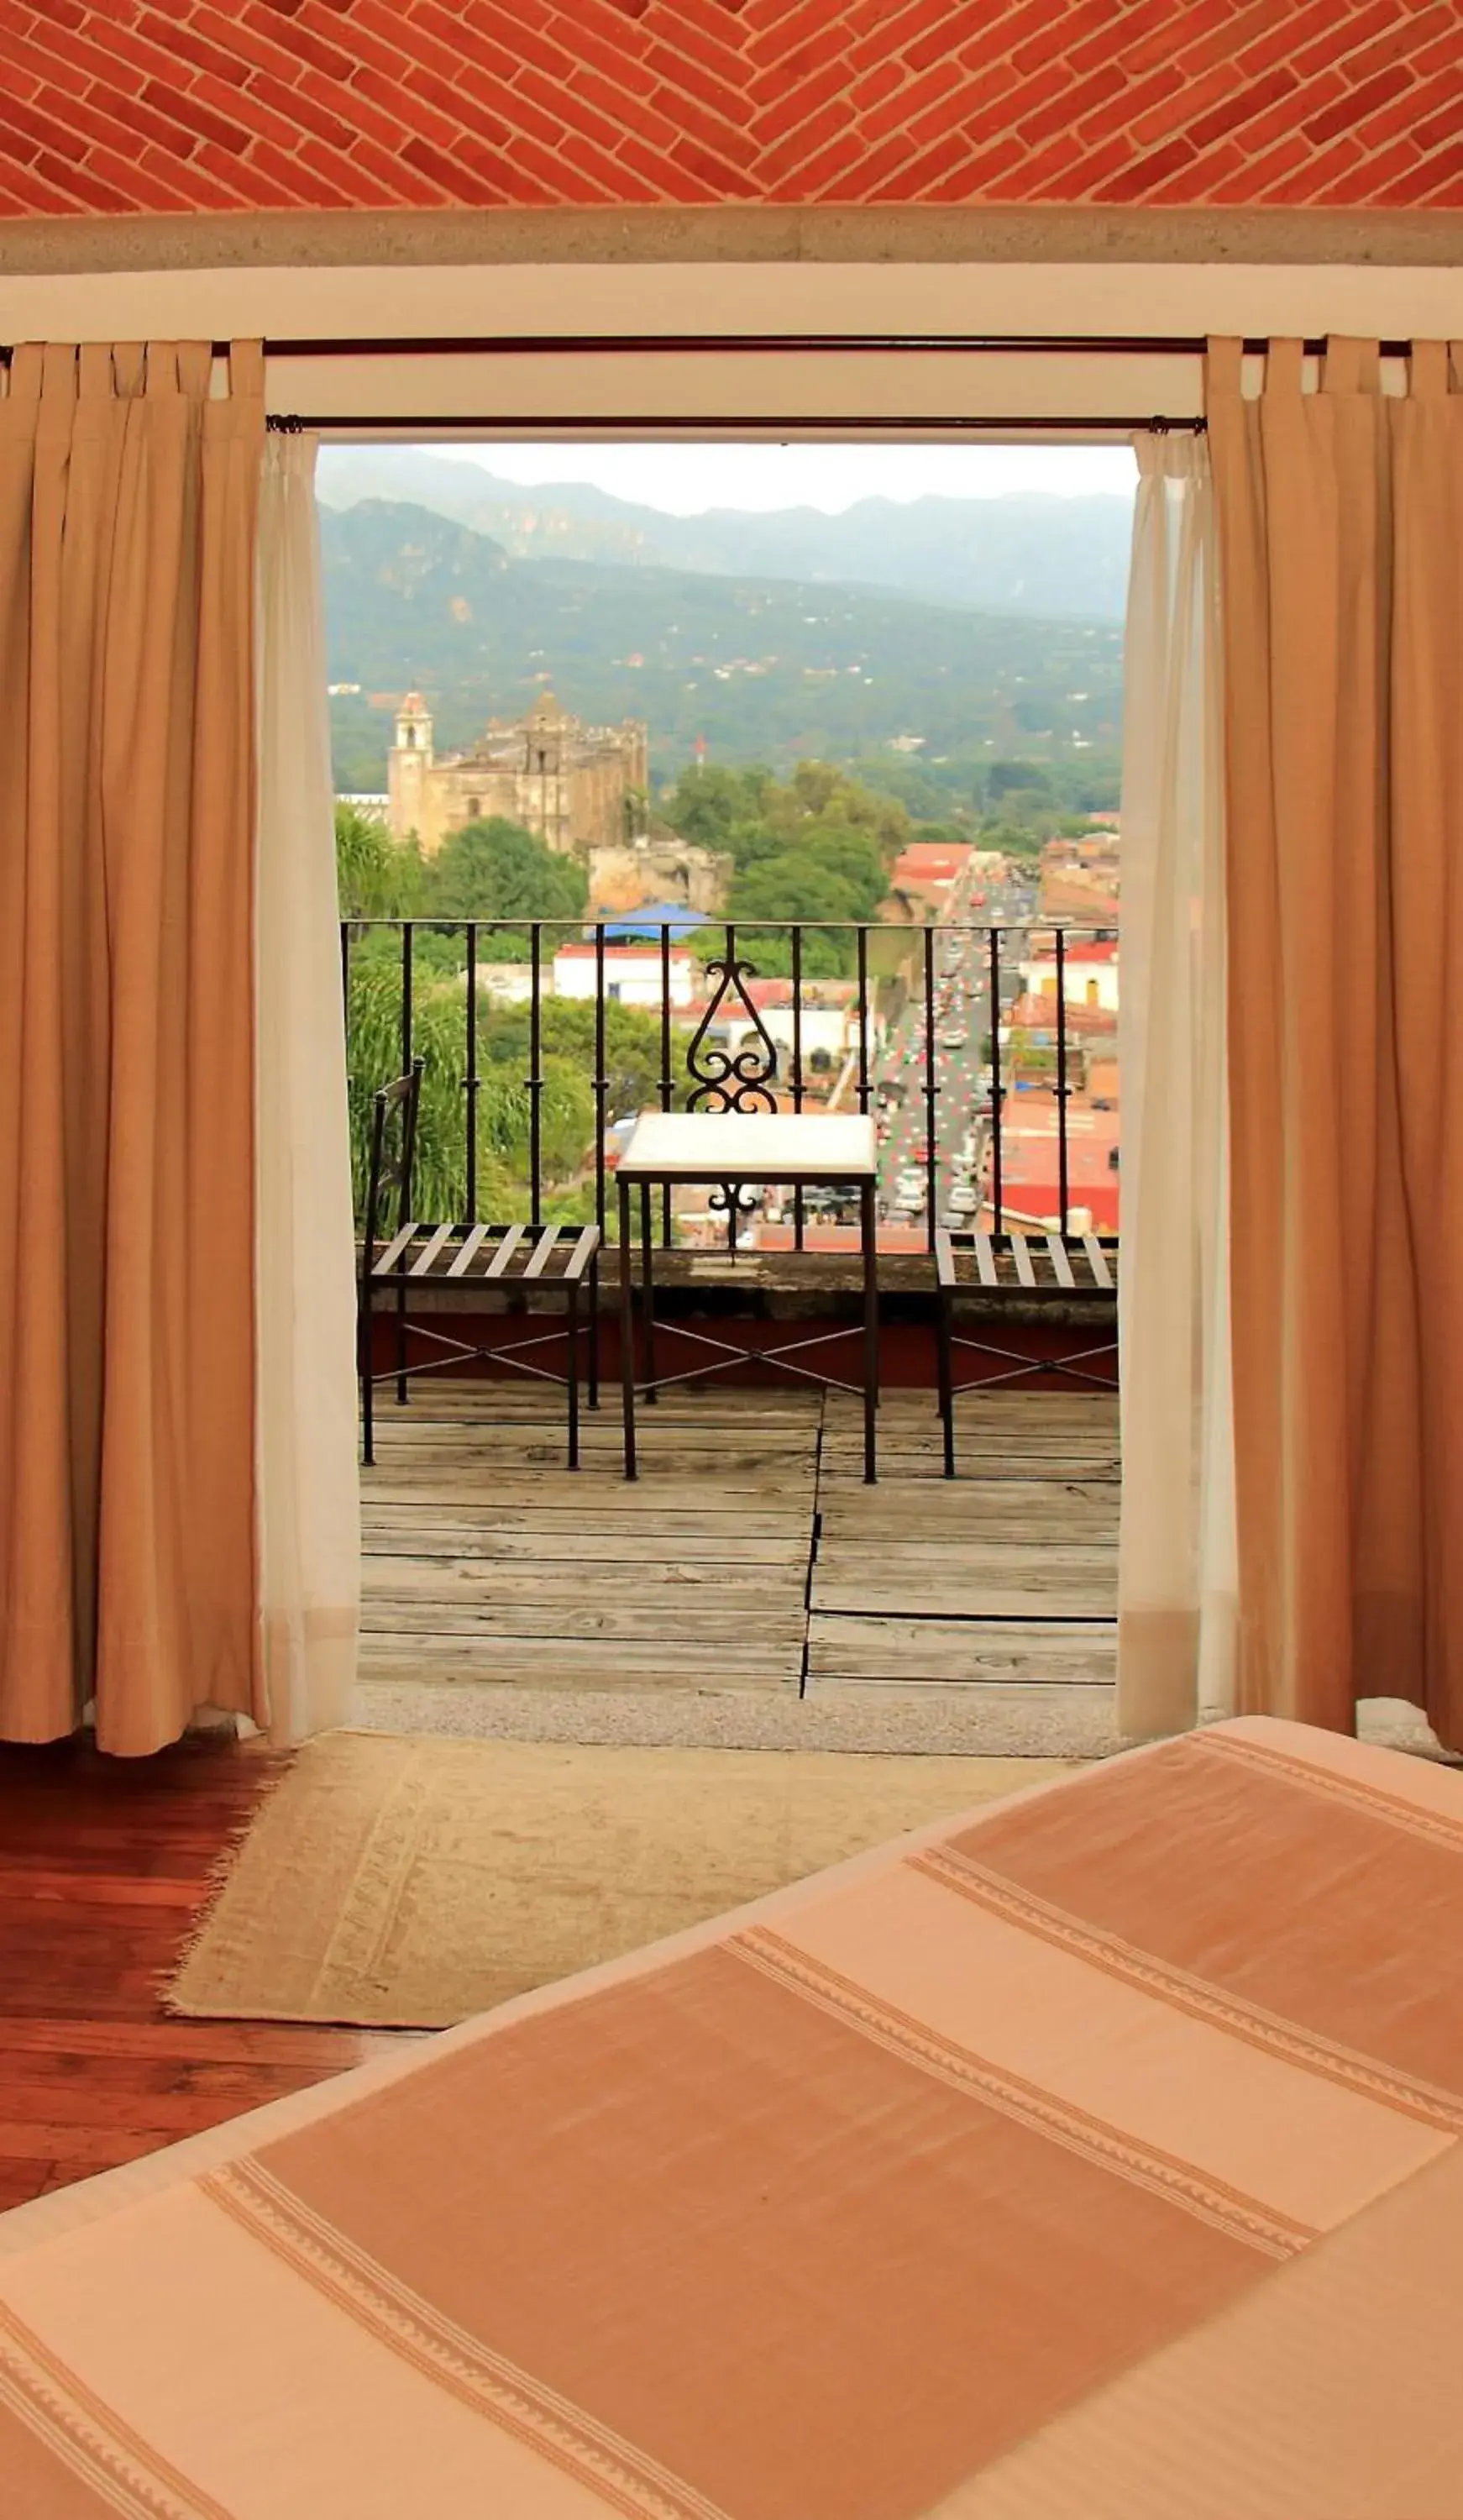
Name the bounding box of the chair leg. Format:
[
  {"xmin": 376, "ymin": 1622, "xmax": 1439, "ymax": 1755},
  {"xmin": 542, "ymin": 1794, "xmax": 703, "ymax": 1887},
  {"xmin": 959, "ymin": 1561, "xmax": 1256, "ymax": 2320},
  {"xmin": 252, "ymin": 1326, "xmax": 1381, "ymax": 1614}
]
[
  {"xmin": 360, "ymin": 1291, "xmax": 375, "ymax": 1468},
  {"xmin": 619, "ymin": 1178, "xmax": 637, "ymax": 1482},
  {"xmin": 566, "ymin": 1279, "xmax": 580, "ymax": 1470},
  {"xmin": 587, "ymin": 1250, "xmax": 600, "ymax": 1410},
  {"xmin": 937, "ymin": 1286, "xmax": 955, "ymax": 1479},
  {"xmin": 640, "ymin": 1183, "xmax": 657, "ymax": 1404}
]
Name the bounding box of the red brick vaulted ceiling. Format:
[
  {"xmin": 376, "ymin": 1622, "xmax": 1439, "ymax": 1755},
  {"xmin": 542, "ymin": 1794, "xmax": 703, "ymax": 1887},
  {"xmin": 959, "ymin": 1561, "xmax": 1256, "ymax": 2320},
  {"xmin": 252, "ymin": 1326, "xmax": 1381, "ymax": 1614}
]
[{"xmin": 3, "ymin": 0, "xmax": 1462, "ymax": 219}]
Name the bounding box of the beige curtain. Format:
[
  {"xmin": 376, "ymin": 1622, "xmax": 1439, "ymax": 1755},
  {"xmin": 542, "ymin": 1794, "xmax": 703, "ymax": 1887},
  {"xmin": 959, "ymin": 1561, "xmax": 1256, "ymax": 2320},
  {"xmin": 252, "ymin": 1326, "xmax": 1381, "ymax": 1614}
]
[
  {"xmin": 255, "ymin": 430, "xmax": 359, "ymax": 1743},
  {"xmin": 1116, "ymin": 433, "xmax": 1236, "ymax": 1739},
  {"xmin": 0, "ymin": 342, "xmax": 265, "ymax": 1756},
  {"xmin": 1209, "ymin": 335, "xmax": 1463, "ymax": 1742}
]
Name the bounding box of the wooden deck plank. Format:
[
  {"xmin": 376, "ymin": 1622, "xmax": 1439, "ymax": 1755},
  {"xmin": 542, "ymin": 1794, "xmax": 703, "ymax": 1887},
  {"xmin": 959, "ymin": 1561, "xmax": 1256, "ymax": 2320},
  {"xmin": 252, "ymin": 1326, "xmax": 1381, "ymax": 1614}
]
[
  {"xmin": 363, "ymin": 1555, "xmax": 809, "ymax": 1595},
  {"xmin": 360, "ymin": 1598, "xmax": 808, "ymax": 1646},
  {"xmin": 812, "ymin": 1545, "xmax": 1115, "ymax": 1622},
  {"xmin": 360, "ymin": 1517, "xmax": 808, "ymax": 1559},
  {"xmin": 365, "ymin": 1473, "xmax": 821, "ymax": 1502},
  {"xmin": 357, "ymin": 1637, "xmax": 800, "ymax": 1690},
  {"xmin": 374, "ymin": 1389, "xmax": 821, "ymax": 1423},
  {"xmin": 819, "ymin": 1483, "xmax": 1119, "ymax": 1532},
  {"xmin": 806, "ymin": 1616, "xmax": 1117, "ymax": 1687},
  {"xmin": 813, "ymin": 1578, "xmax": 1114, "ymax": 1620}
]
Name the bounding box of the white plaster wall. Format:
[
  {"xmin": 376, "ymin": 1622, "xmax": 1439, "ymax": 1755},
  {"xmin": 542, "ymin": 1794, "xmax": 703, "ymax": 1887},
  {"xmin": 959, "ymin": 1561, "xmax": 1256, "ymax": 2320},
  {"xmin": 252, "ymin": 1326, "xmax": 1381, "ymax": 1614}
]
[{"xmin": 1, "ymin": 255, "xmax": 1459, "ymax": 435}]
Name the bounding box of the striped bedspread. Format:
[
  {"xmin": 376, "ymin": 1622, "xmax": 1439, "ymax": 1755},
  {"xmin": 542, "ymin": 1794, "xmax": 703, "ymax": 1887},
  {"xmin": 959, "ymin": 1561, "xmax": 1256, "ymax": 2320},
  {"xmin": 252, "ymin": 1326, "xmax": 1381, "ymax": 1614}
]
[{"xmin": 3, "ymin": 1716, "xmax": 1463, "ymax": 2518}]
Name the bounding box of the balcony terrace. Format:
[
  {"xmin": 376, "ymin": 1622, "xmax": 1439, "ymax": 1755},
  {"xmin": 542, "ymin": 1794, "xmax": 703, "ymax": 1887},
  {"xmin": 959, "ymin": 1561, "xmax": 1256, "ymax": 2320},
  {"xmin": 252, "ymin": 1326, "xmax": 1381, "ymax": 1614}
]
[{"xmin": 349, "ymin": 911, "xmax": 1121, "ymax": 1751}]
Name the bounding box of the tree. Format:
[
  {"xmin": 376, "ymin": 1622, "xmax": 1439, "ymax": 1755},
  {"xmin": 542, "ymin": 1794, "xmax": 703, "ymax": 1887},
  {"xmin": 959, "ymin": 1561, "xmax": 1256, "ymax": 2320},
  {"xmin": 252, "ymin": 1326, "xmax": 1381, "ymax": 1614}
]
[
  {"xmin": 846, "ymin": 755, "xmax": 965, "ymax": 822},
  {"xmin": 796, "ymin": 822, "xmax": 888, "ymax": 916},
  {"xmin": 423, "ymin": 817, "xmax": 589, "ymax": 923},
  {"xmin": 335, "ymin": 802, "xmax": 422, "ymax": 922},
  {"xmin": 987, "ymin": 759, "xmax": 1056, "ymax": 804},
  {"xmin": 662, "ymin": 764, "xmax": 773, "ymax": 849},
  {"xmin": 479, "ymin": 997, "xmax": 690, "ymax": 1132},
  {"xmin": 682, "ymin": 921, "xmax": 847, "ymax": 981},
  {"xmin": 345, "ymin": 957, "xmax": 519, "ymax": 1226},
  {"xmin": 910, "ymin": 819, "xmax": 970, "ymax": 852},
  {"xmin": 766, "ymin": 761, "xmax": 911, "ymax": 861},
  {"xmin": 730, "ymin": 853, "xmax": 865, "ymax": 926}
]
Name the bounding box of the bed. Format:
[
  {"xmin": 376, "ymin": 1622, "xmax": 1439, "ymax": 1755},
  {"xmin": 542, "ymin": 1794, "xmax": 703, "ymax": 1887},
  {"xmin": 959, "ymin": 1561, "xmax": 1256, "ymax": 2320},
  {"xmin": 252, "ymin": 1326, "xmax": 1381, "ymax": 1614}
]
[{"xmin": 2, "ymin": 1715, "xmax": 1461, "ymax": 2518}]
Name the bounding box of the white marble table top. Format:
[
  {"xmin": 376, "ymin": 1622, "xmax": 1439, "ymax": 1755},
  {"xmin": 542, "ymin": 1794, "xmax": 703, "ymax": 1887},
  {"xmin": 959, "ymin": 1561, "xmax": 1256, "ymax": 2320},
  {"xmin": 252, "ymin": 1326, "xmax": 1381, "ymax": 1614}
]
[{"xmin": 615, "ymin": 1110, "xmax": 878, "ymax": 1183}]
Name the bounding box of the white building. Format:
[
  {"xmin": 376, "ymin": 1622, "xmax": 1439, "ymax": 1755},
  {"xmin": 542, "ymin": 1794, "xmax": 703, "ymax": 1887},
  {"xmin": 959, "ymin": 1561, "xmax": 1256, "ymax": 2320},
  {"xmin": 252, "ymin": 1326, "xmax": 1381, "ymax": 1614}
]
[
  {"xmin": 687, "ymin": 979, "xmax": 878, "ymax": 1079},
  {"xmin": 552, "ymin": 942, "xmax": 700, "ymax": 1010},
  {"xmin": 1020, "ymin": 937, "xmax": 1120, "ymax": 1012}
]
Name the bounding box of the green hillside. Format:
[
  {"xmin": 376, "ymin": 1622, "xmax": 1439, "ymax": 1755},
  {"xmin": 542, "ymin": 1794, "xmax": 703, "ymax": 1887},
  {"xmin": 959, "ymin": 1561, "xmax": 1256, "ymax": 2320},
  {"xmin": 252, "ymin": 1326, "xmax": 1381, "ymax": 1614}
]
[
  {"xmin": 323, "ymin": 500, "xmax": 1124, "ymax": 794},
  {"xmin": 317, "ymin": 449, "xmax": 1136, "ymax": 619}
]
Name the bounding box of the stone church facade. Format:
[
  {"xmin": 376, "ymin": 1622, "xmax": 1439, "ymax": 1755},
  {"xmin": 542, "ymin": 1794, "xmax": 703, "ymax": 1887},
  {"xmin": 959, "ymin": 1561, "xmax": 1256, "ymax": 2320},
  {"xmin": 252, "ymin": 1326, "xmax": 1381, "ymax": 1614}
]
[{"xmin": 387, "ymin": 689, "xmax": 649, "ymax": 860}]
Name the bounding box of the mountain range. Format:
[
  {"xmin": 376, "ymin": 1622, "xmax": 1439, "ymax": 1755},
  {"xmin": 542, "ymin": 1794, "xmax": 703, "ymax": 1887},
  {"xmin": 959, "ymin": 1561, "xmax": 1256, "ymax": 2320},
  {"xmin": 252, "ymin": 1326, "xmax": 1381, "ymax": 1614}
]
[
  {"xmin": 322, "ymin": 496, "xmax": 1125, "ymax": 795},
  {"xmin": 316, "ymin": 449, "xmax": 1135, "ymax": 623}
]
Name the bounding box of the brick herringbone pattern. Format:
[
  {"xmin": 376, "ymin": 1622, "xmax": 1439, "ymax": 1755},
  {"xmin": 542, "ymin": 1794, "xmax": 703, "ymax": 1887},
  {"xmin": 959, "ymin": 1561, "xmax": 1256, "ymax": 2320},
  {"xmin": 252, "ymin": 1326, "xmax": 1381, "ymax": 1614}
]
[{"xmin": 2, "ymin": 0, "xmax": 1461, "ymax": 218}]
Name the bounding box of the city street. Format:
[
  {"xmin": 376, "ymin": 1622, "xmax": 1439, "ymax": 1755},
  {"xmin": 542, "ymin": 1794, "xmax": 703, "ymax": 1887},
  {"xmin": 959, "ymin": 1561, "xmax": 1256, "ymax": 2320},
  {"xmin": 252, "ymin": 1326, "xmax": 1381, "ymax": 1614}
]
[{"xmin": 873, "ymin": 859, "xmax": 1037, "ymax": 1231}]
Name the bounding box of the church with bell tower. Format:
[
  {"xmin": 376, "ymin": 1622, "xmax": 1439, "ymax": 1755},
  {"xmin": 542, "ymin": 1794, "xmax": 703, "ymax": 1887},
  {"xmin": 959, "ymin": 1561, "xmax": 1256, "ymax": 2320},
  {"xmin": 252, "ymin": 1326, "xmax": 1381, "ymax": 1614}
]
[{"xmin": 385, "ymin": 688, "xmax": 648, "ymax": 862}]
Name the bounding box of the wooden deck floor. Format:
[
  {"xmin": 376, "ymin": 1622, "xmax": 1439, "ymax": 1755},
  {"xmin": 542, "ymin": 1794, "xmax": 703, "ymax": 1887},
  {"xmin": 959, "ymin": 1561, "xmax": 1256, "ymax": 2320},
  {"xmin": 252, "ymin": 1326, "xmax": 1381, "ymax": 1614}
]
[{"xmin": 361, "ymin": 1383, "xmax": 1119, "ymax": 1702}]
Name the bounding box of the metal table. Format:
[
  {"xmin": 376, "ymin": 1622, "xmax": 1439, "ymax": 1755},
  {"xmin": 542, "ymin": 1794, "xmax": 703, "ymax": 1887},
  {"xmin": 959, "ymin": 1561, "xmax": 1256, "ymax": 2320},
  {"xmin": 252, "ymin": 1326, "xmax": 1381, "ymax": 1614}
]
[{"xmin": 616, "ymin": 1110, "xmax": 881, "ymax": 1483}]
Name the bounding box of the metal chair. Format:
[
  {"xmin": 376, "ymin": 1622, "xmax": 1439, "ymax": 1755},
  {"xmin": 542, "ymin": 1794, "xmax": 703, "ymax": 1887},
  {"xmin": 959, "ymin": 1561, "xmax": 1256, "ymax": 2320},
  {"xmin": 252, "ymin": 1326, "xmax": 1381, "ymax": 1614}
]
[
  {"xmin": 934, "ymin": 1226, "xmax": 1119, "ymax": 1477},
  {"xmin": 359, "ymin": 1060, "xmax": 600, "ymax": 1470}
]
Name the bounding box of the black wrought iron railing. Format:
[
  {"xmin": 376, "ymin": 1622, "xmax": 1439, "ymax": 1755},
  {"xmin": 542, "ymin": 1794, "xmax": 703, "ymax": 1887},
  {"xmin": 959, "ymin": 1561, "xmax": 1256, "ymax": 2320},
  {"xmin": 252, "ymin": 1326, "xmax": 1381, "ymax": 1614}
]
[{"xmin": 339, "ymin": 917, "xmax": 1119, "ymax": 1254}]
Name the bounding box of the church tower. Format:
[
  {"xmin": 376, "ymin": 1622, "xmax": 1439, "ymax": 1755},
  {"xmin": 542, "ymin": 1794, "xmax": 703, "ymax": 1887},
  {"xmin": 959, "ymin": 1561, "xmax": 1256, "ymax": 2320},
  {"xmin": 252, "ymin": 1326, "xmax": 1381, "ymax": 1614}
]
[{"xmin": 388, "ymin": 690, "xmax": 434, "ymax": 845}]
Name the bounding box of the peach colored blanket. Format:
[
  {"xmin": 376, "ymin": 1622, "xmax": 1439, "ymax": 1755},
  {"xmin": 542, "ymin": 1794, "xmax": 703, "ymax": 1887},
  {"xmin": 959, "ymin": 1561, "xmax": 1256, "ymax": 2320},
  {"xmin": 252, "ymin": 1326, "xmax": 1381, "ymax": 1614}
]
[{"xmin": 3, "ymin": 1717, "xmax": 1463, "ymax": 2518}]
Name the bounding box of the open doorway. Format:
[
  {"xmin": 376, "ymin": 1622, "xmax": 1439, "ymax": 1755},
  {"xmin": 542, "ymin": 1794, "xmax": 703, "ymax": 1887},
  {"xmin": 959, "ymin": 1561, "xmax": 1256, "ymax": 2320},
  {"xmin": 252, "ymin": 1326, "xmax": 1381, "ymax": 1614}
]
[{"xmin": 333, "ymin": 434, "xmax": 1132, "ymax": 1734}]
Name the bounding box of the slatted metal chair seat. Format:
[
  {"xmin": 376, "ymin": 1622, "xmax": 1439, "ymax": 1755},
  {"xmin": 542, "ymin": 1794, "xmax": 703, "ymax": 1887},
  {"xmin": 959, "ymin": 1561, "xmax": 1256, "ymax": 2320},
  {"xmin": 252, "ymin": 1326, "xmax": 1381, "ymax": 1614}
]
[
  {"xmin": 370, "ymin": 1221, "xmax": 599, "ymax": 1294},
  {"xmin": 359, "ymin": 1062, "xmax": 600, "ymax": 1471},
  {"xmin": 933, "ymin": 1227, "xmax": 1119, "ymax": 1477},
  {"xmin": 935, "ymin": 1227, "xmax": 1119, "ymax": 1298}
]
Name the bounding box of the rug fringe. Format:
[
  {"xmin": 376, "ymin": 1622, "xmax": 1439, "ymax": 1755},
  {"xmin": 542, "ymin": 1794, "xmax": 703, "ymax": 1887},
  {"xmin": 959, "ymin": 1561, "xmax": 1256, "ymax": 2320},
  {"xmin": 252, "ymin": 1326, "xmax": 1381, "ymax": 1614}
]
[{"xmin": 156, "ymin": 1753, "xmax": 301, "ymax": 2017}]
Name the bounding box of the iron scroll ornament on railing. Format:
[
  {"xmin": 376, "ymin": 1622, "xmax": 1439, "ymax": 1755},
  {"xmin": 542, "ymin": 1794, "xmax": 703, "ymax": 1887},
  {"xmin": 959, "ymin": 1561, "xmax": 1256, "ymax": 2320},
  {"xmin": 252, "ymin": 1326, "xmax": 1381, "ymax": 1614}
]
[
  {"xmin": 684, "ymin": 948, "xmax": 782, "ymax": 1114},
  {"xmin": 684, "ymin": 942, "xmax": 781, "ymax": 1252}
]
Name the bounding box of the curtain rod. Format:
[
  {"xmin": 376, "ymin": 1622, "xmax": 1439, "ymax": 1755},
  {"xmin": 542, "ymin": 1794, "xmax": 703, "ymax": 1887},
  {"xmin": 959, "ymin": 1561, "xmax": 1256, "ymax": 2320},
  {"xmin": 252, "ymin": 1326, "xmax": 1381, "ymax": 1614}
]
[
  {"xmin": 265, "ymin": 411, "xmax": 1206, "ymax": 433},
  {"xmin": 230, "ymin": 332, "xmax": 1409, "ymax": 360},
  {"xmin": 0, "ymin": 333, "xmax": 1418, "ymax": 364}
]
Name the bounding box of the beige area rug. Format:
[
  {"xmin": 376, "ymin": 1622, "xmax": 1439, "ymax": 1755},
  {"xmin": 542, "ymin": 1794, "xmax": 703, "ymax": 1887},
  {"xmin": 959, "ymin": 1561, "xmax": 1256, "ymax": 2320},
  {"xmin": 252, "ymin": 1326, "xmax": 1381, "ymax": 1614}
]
[{"xmin": 167, "ymin": 1731, "xmax": 1080, "ymax": 2029}]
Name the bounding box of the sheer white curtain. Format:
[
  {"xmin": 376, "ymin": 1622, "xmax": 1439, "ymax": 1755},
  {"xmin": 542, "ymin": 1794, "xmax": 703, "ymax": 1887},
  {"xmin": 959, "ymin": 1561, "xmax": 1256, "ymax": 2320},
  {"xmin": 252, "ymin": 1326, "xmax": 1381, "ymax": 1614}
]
[
  {"xmin": 254, "ymin": 431, "xmax": 359, "ymax": 1742},
  {"xmin": 1116, "ymin": 433, "xmax": 1236, "ymax": 1739}
]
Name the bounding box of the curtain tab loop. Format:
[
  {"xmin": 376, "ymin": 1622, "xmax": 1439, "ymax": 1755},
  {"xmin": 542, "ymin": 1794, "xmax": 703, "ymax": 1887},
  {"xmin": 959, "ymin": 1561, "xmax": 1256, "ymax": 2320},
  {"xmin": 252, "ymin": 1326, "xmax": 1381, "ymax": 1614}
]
[
  {"xmin": 1268, "ymin": 338, "xmax": 1305, "ymax": 396},
  {"xmin": 177, "ymin": 344, "xmax": 212, "ymax": 399},
  {"xmin": 143, "ymin": 344, "xmax": 182, "ymax": 398},
  {"xmin": 1206, "ymin": 335, "xmax": 1243, "ymax": 402},
  {"xmin": 1321, "ymin": 338, "xmax": 1382, "ymax": 394},
  {"xmin": 76, "ymin": 344, "xmax": 112, "ymax": 403},
  {"xmin": 1411, "ymin": 339, "xmax": 1448, "ymax": 400},
  {"xmin": 228, "ymin": 339, "xmax": 265, "ymax": 404},
  {"xmin": 6, "ymin": 344, "xmax": 42, "ymax": 407}
]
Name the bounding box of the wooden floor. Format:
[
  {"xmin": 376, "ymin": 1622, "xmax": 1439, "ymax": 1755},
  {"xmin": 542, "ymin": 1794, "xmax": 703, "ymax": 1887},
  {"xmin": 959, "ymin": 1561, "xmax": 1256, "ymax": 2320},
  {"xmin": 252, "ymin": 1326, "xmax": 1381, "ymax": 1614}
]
[
  {"xmin": 0, "ymin": 1734, "xmax": 413, "ymax": 2216},
  {"xmin": 362, "ymin": 1380, "xmax": 1120, "ymax": 1703}
]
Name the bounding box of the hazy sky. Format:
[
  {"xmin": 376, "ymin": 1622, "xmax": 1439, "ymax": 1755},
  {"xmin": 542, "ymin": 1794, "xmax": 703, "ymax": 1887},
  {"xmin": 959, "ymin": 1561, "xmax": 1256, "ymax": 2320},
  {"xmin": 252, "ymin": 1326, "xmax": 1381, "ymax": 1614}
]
[{"xmin": 423, "ymin": 440, "xmax": 1136, "ymax": 517}]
